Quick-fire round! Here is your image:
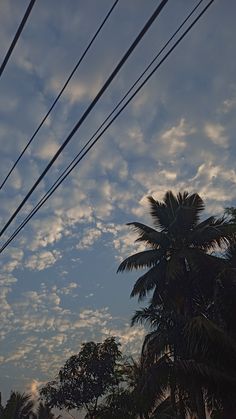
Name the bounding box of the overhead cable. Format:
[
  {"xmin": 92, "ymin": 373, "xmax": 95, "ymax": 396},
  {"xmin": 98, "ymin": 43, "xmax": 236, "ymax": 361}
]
[
  {"xmin": 3, "ymin": 0, "xmax": 205, "ymax": 234},
  {"xmin": 0, "ymin": 0, "xmax": 215, "ymax": 254},
  {"xmin": 0, "ymin": 0, "xmax": 169, "ymax": 238},
  {"xmin": 0, "ymin": 0, "xmax": 36, "ymax": 78},
  {"xmin": 0, "ymin": 0, "xmax": 120, "ymax": 190}
]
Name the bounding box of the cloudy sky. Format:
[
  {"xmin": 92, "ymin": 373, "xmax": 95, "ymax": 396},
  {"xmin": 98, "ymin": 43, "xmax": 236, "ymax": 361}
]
[{"xmin": 0, "ymin": 0, "xmax": 235, "ymax": 409}]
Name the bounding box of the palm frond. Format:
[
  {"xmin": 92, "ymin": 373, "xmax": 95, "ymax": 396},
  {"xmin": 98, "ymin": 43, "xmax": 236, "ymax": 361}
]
[
  {"xmin": 182, "ymin": 247, "xmax": 225, "ymax": 274},
  {"xmin": 130, "ymin": 261, "xmax": 166, "ymax": 301},
  {"xmin": 147, "ymin": 196, "xmax": 170, "ymax": 230},
  {"xmin": 131, "ymin": 306, "xmax": 162, "ymax": 327},
  {"xmin": 225, "ymin": 239, "xmax": 236, "ymax": 266},
  {"xmin": 184, "ymin": 316, "xmax": 236, "ymax": 369},
  {"xmin": 151, "ymin": 396, "xmax": 174, "ymax": 419},
  {"xmin": 165, "ymin": 252, "xmax": 185, "ymax": 280},
  {"xmin": 143, "ymin": 354, "xmax": 173, "ymax": 396},
  {"xmin": 182, "ymin": 192, "xmax": 204, "ymax": 210},
  {"xmin": 2, "ymin": 392, "xmax": 34, "ymax": 419},
  {"xmin": 176, "ymin": 191, "xmax": 189, "ymax": 204},
  {"xmin": 191, "ymin": 221, "xmax": 236, "ymax": 250},
  {"xmin": 117, "ymin": 249, "xmax": 163, "ymax": 272},
  {"xmin": 127, "ymin": 222, "xmax": 170, "ymax": 248},
  {"xmin": 164, "ymin": 191, "xmax": 180, "ymax": 219},
  {"xmin": 141, "ymin": 330, "xmax": 171, "ymax": 365},
  {"xmin": 174, "ymin": 358, "xmax": 236, "ymax": 388},
  {"xmin": 196, "ymin": 216, "xmax": 216, "ymax": 230}
]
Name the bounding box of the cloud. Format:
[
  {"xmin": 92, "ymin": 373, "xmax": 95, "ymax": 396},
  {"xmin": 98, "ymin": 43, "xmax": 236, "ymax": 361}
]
[
  {"xmin": 34, "ymin": 139, "xmax": 60, "ymax": 160},
  {"xmin": 27, "ymin": 379, "xmax": 44, "ymax": 400},
  {"xmin": 222, "ymin": 98, "xmax": 236, "ymax": 113},
  {"xmin": 0, "ymin": 0, "xmax": 236, "ymax": 402},
  {"xmin": 49, "ymin": 76, "xmax": 103, "ymax": 105},
  {"xmin": 2, "ymin": 248, "xmax": 24, "ymax": 273},
  {"xmin": 204, "ymin": 123, "xmax": 228, "ymax": 148},
  {"xmin": 76, "ymin": 227, "xmax": 102, "ymax": 250},
  {"xmin": 59, "ymin": 282, "xmax": 78, "ymax": 296},
  {"xmin": 160, "ymin": 118, "xmax": 195, "ymax": 155},
  {"xmin": 101, "ymin": 324, "xmax": 145, "ymax": 354},
  {"xmin": 25, "ymin": 250, "xmax": 62, "ymax": 271},
  {"xmin": 27, "ymin": 216, "xmax": 65, "ymax": 251},
  {"xmin": 112, "ymin": 225, "xmax": 146, "ymax": 261}
]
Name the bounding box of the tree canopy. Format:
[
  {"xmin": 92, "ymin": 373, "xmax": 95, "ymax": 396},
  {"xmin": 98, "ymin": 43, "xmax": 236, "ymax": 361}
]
[{"xmin": 40, "ymin": 337, "xmax": 121, "ymax": 419}]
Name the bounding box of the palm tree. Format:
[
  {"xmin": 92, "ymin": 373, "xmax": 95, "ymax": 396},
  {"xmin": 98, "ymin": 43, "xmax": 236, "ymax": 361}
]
[
  {"xmin": 118, "ymin": 191, "xmax": 234, "ymax": 312},
  {"xmin": 151, "ymin": 396, "xmax": 174, "ymax": 418},
  {"xmin": 95, "ymin": 356, "xmax": 174, "ymax": 419},
  {"xmin": 132, "ymin": 305, "xmax": 236, "ymax": 419},
  {"xmin": 32, "ymin": 402, "xmax": 61, "ymax": 419},
  {"xmin": 121, "ymin": 357, "xmax": 154, "ymax": 418},
  {"xmin": 1, "ymin": 391, "xmax": 34, "ymax": 419},
  {"xmin": 117, "ymin": 191, "xmax": 236, "ymax": 418},
  {"xmin": 94, "ymin": 389, "xmax": 137, "ymax": 419}
]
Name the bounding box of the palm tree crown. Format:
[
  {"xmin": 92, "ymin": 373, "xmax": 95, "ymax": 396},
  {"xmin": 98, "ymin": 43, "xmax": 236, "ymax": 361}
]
[
  {"xmin": 0, "ymin": 391, "xmax": 34, "ymax": 419},
  {"xmin": 118, "ymin": 191, "xmax": 235, "ymax": 311}
]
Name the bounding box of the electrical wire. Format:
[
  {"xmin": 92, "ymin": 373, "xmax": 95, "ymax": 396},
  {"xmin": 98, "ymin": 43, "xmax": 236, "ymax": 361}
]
[
  {"xmin": 0, "ymin": 0, "xmax": 215, "ymax": 254},
  {"xmin": 3, "ymin": 0, "xmax": 205, "ymax": 238},
  {"xmin": 0, "ymin": 0, "xmax": 120, "ymax": 190},
  {"xmin": 0, "ymin": 0, "xmax": 36, "ymax": 78},
  {"xmin": 0, "ymin": 0, "xmax": 169, "ymax": 238}
]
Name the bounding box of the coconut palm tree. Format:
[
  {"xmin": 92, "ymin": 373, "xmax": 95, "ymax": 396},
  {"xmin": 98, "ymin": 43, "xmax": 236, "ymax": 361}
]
[
  {"xmin": 132, "ymin": 304, "xmax": 236, "ymax": 419},
  {"xmin": 117, "ymin": 191, "xmax": 236, "ymax": 418},
  {"xmin": 95, "ymin": 356, "xmax": 175, "ymax": 419},
  {"xmin": 121, "ymin": 357, "xmax": 154, "ymax": 418},
  {"xmin": 0, "ymin": 391, "xmax": 34, "ymax": 419},
  {"xmin": 118, "ymin": 191, "xmax": 235, "ymax": 312}
]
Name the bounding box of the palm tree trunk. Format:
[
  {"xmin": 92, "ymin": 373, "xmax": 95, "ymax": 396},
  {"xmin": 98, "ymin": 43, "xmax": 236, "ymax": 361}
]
[
  {"xmin": 179, "ymin": 392, "xmax": 186, "ymax": 419},
  {"xmin": 171, "ymin": 346, "xmax": 178, "ymax": 417},
  {"xmin": 170, "ymin": 384, "xmax": 178, "ymax": 418},
  {"xmin": 195, "ymin": 388, "xmax": 206, "ymax": 419}
]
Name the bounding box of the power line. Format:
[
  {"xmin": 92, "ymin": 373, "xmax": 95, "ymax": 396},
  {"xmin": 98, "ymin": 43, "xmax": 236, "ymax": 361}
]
[
  {"xmin": 5, "ymin": 0, "xmax": 205, "ymax": 237},
  {"xmin": 0, "ymin": 0, "xmax": 120, "ymax": 190},
  {"xmin": 0, "ymin": 0, "xmax": 215, "ymax": 254},
  {"xmin": 0, "ymin": 0, "xmax": 169, "ymax": 238},
  {"xmin": 0, "ymin": 0, "xmax": 36, "ymax": 78}
]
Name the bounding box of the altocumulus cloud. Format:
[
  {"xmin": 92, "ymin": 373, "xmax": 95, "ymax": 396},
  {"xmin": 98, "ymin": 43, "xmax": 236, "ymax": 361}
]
[{"xmin": 0, "ymin": 0, "xmax": 236, "ymax": 399}]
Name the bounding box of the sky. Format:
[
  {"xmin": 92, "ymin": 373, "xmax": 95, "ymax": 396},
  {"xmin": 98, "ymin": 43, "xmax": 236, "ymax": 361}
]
[{"xmin": 0, "ymin": 0, "xmax": 235, "ymax": 412}]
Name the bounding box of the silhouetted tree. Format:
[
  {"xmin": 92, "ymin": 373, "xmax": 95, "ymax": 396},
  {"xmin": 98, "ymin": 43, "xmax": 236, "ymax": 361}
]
[
  {"xmin": 0, "ymin": 391, "xmax": 34, "ymax": 418},
  {"xmin": 118, "ymin": 191, "xmax": 236, "ymax": 418},
  {"xmin": 40, "ymin": 337, "xmax": 121, "ymax": 418},
  {"xmin": 31, "ymin": 402, "xmax": 61, "ymax": 418}
]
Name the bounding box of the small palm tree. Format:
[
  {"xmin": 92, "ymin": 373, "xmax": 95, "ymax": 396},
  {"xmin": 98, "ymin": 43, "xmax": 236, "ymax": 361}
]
[
  {"xmin": 1, "ymin": 391, "xmax": 34, "ymax": 418},
  {"xmin": 33, "ymin": 402, "xmax": 61, "ymax": 419}
]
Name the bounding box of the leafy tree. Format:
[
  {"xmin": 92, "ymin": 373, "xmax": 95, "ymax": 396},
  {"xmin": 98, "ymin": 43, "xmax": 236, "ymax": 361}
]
[
  {"xmin": 0, "ymin": 391, "xmax": 34, "ymax": 419},
  {"xmin": 40, "ymin": 337, "xmax": 121, "ymax": 418}
]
